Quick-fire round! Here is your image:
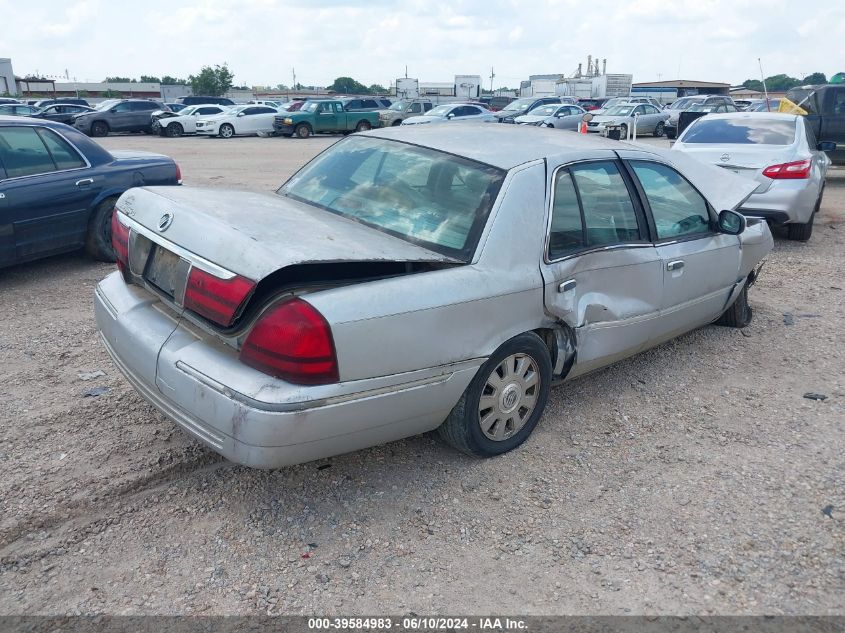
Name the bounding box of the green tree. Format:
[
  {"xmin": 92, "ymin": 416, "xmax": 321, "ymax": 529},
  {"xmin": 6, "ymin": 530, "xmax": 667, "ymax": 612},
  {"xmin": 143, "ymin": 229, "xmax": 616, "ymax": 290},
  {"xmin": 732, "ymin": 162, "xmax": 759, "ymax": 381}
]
[
  {"xmin": 77, "ymin": 90, "xmax": 89, "ymax": 97},
  {"xmin": 139, "ymin": 75, "xmax": 161, "ymax": 83},
  {"xmin": 328, "ymin": 76, "xmax": 368, "ymax": 94},
  {"xmin": 101, "ymin": 89, "xmax": 122, "ymax": 98},
  {"xmin": 104, "ymin": 76, "xmax": 132, "ymax": 83},
  {"xmin": 275, "ymin": 83, "xmax": 290, "ymax": 91},
  {"xmin": 368, "ymin": 83, "xmax": 387, "ymax": 94},
  {"xmin": 801, "ymin": 72, "xmax": 827, "ymax": 85},
  {"xmin": 161, "ymin": 75, "xmax": 186, "ymax": 85},
  {"xmin": 188, "ymin": 64, "xmax": 234, "ymax": 96},
  {"xmin": 764, "ymin": 74, "xmax": 801, "ymax": 91},
  {"xmin": 742, "ymin": 79, "xmax": 764, "ymax": 91}
]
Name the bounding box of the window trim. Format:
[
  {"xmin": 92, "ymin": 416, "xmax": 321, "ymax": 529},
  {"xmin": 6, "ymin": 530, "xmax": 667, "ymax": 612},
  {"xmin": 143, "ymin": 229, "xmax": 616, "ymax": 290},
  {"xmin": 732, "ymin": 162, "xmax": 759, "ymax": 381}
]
[
  {"xmin": 0, "ymin": 124, "xmax": 91, "ymax": 182},
  {"xmin": 544, "ymin": 158, "xmax": 652, "ymax": 264},
  {"xmin": 622, "ymin": 158, "xmax": 718, "ymax": 245}
]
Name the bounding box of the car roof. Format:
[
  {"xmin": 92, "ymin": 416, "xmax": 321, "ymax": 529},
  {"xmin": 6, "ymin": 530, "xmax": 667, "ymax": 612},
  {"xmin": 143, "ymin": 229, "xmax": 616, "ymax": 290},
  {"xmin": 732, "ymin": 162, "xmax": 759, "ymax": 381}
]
[{"xmin": 366, "ymin": 123, "xmax": 642, "ymax": 169}]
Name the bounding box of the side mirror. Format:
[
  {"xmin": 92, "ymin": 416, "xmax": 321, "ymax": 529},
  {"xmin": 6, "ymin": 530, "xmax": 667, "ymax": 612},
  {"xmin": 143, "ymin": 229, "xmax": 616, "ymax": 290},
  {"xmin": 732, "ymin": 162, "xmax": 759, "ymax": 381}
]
[
  {"xmin": 447, "ymin": 113, "xmax": 455, "ymax": 119},
  {"xmin": 718, "ymin": 209, "xmax": 746, "ymax": 235},
  {"xmin": 818, "ymin": 141, "xmax": 837, "ymax": 152},
  {"xmin": 582, "ymin": 112, "xmax": 594, "ymax": 122},
  {"xmin": 237, "ymin": 112, "xmax": 245, "ymax": 117}
]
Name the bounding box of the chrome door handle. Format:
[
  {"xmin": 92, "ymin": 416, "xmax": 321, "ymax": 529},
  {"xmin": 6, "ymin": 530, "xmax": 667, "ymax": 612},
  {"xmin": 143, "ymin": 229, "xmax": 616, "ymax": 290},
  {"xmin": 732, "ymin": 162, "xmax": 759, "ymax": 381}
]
[
  {"xmin": 558, "ymin": 279, "xmax": 577, "ymax": 293},
  {"xmin": 667, "ymin": 260, "xmax": 685, "ymax": 271},
  {"xmin": 75, "ymin": 178, "xmax": 94, "ymax": 186}
]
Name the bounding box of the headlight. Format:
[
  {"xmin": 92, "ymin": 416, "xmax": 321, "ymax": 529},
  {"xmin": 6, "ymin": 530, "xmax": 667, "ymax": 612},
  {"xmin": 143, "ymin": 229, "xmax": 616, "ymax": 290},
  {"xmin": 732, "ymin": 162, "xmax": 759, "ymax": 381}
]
[{"xmin": 284, "ymin": 118, "xmax": 293, "ymax": 125}]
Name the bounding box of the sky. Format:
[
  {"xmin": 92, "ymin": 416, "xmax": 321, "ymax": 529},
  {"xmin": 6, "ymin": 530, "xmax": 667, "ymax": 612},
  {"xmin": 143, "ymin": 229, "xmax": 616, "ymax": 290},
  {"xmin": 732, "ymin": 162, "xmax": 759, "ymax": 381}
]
[{"xmin": 2, "ymin": 0, "xmax": 843, "ymax": 89}]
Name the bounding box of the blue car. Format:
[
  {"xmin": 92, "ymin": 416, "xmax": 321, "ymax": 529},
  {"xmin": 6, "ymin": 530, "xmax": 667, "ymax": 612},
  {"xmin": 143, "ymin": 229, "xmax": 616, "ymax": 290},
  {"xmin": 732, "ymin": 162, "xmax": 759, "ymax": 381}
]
[{"xmin": 0, "ymin": 116, "xmax": 180, "ymax": 268}]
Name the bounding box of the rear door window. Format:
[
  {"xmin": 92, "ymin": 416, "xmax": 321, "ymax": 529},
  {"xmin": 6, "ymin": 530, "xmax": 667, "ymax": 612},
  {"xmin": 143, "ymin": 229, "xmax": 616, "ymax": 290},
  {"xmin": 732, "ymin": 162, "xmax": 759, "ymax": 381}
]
[
  {"xmin": 0, "ymin": 127, "xmax": 59, "ymax": 178},
  {"xmin": 570, "ymin": 161, "xmax": 641, "ymax": 246},
  {"xmin": 37, "ymin": 128, "xmax": 86, "ymax": 170},
  {"xmin": 630, "ymin": 161, "xmax": 711, "ymax": 240},
  {"xmin": 408, "ymin": 103, "xmax": 422, "ymax": 114}
]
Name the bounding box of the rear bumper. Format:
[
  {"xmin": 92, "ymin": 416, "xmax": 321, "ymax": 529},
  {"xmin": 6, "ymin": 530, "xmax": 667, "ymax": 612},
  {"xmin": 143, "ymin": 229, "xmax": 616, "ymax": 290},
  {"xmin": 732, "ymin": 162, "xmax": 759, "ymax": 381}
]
[
  {"xmin": 739, "ymin": 179, "xmax": 819, "ymax": 225},
  {"xmin": 95, "ymin": 272, "xmax": 479, "ymax": 469}
]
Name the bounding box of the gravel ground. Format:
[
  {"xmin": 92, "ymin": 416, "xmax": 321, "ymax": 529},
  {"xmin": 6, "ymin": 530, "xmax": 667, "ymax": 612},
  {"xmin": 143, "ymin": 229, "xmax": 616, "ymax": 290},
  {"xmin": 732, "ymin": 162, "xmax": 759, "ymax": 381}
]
[{"xmin": 0, "ymin": 133, "xmax": 842, "ymax": 616}]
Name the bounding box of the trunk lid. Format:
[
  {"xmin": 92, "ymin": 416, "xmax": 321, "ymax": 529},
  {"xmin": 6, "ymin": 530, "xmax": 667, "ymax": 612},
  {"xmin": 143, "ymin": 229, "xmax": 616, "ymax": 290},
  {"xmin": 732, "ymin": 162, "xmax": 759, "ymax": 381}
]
[
  {"xmin": 117, "ymin": 186, "xmax": 459, "ymax": 281},
  {"xmin": 671, "ymin": 143, "xmax": 800, "ymax": 193}
]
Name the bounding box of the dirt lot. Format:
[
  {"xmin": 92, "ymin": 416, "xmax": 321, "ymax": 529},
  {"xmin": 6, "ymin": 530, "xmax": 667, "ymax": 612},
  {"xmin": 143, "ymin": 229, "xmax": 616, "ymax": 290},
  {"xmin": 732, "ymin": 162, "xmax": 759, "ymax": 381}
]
[{"xmin": 0, "ymin": 133, "xmax": 842, "ymax": 616}]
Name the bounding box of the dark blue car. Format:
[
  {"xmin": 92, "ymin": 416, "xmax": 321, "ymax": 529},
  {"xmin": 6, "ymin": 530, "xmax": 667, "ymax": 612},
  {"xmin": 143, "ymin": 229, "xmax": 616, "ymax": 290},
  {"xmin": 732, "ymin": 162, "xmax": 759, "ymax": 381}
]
[{"xmin": 0, "ymin": 116, "xmax": 180, "ymax": 268}]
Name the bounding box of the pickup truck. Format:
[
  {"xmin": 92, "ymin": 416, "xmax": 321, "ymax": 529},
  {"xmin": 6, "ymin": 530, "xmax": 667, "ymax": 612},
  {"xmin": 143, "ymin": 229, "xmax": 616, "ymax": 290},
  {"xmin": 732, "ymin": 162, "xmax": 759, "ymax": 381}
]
[
  {"xmin": 785, "ymin": 84, "xmax": 845, "ymax": 164},
  {"xmin": 273, "ymin": 100, "xmax": 380, "ymax": 138}
]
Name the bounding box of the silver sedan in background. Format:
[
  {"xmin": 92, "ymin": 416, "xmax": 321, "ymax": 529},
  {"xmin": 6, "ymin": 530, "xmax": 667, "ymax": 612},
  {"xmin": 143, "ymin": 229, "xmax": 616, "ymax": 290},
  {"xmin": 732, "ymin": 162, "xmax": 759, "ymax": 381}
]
[
  {"xmin": 672, "ymin": 112, "xmax": 832, "ymax": 241},
  {"xmin": 586, "ymin": 103, "xmax": 669, "ymax": 137},
  {"xmin": 95, "ymin": 126, "xmax": 771, "ymax": 468},
  {"xmin": 515, "ymin": 104, "xmax": 587, "ymax": 130},
  {"xmin": 402, "ymin": 103, "xmax": 496, "ymax": 125}
]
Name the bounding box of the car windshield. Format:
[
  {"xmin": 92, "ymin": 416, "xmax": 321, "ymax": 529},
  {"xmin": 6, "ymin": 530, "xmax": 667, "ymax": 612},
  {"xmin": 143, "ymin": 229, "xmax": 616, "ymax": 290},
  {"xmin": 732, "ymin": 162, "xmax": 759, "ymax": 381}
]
[
  {"xmin": 682, "ymin": 118, "xmax": 796, "ymax": 145},
  {"xmin": 667, "ymin": 98, "xmax": 697, "ymax": 110},
  {"xmin": 689, "ymin": 104, "xmax": 717, "ymax": 112},
  {"xmin": 427, "ymin": 105, "xmax": 452, "ymax": 117},
  {"xmin": 278, "ymin": 136, "xmax": 506, "ymax": 260},
  {"xmin": 388, "ymin": 101, "xmax": 409, "ymax": 111},
  {"xmin": 528, "ymin": 105, "xmax": 559, "ymax": 117},
  {"xmin": 748, "ymin": 100, "xmax": 780, "ymax": 112},
  {"xmin": 601, "ymin": 98, "xmax": 626, "ymax": 109},
  {"xmin": 179, "ymin": 106, "xmax": 198, "ymax": 116},
  {"xmin": 605, "ymin": 106, "xmax": 635, "ymax": 116},
  {"xmin": 501, "ymin": 98, "xmax": 537, "ymax": 112}
]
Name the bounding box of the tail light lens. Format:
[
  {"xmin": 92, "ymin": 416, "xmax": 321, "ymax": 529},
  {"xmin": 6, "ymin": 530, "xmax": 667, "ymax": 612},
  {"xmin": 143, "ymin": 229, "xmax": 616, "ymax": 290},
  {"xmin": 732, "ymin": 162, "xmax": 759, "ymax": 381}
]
[
  {"xmin": 111, "ymin": 210, "xmax": 129, "ymax": 274},
  {"xmin": 175, "ymin": 163, "xmax": 182, "ymax": 184},
  {"xmin": 240, "ymin": 298, "xmax": 339, "ymax": 385},
  {"xmin": 762, "ymin": 159, "xmax": 811, "ymax": 179},
  {"xmin": 183, "ymin": 267, "xmax": 255, "ymax": 327}
]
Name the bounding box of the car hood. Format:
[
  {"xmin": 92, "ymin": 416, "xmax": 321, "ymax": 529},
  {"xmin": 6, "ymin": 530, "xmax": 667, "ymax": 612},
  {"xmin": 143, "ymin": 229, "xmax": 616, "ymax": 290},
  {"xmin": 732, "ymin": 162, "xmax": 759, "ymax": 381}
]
[
  {"xmin": 495, "ymin": 110, "xmax": 526, "ymax": 119},
  {"xmin": 589, "ymin": 114, "xmax": 628, "ymax": 124},
  {"xmin": 514, "ymin": 114, "xmax": 547, "ymax": 123},
  {"xmin": 116, "ymin": 187, "xmax": 459, "ymax": 280}
]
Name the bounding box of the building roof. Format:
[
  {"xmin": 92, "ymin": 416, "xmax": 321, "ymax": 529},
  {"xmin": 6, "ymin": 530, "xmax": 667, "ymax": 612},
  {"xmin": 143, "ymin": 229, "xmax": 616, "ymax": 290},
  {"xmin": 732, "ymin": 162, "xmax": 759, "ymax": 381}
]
[{"xmin": 633, "ymin": 80, "xmax": 730, "ymax": 89}]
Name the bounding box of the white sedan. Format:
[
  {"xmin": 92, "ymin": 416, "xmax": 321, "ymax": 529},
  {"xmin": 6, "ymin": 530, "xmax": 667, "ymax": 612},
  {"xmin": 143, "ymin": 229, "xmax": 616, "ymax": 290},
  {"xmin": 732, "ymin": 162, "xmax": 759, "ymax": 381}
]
[
  {"xmin": 402, "ymin": 103, "xmax": 496, "ymax": 125},
  {"xmin": 195, "ymin": 105, "xmax": 281, "ymax": 138},
  {"xmin": 156, "ymin": 104, "xmax": 229, "ymax": 137}
]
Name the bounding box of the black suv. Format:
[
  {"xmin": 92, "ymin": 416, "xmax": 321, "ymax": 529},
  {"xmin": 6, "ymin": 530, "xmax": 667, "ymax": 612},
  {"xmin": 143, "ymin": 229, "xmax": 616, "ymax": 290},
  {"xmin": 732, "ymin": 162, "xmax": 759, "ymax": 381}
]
[
  {"xmin": 664, "ymin": 95, "xmax": 737, "ymax": 139},
  {"xmin": 72, "ymin": 99, "xmax": 169, "ymax": 137},
  {"xmin": 494, "ymin": 97, "xmax": 563, "ymax": 122},
  {"xmin": 176, "ymin": 96, "xmax": 235, "ymax": 106},
  {"xmin": 785, "ymin": 84, "xmax": 845, "ymax": 164},
  {"xmin": 34, "ymin": 98, "xmax": 90, "ymax": 108}
]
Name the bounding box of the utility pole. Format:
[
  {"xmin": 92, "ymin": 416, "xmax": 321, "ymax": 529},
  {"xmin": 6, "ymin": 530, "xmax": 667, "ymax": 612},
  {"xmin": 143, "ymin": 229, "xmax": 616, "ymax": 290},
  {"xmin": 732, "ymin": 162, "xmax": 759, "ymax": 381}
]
[
  {"xmin": 405, "ymin": 65, "xmax": 408, "ymax": 79},
  {"xmin": 489, "ymin": 67, "xmax": 495, "ymax": 93},
  {"xmin": 292, "ymin": 67, "xmax": 296, "ymax": 92}
]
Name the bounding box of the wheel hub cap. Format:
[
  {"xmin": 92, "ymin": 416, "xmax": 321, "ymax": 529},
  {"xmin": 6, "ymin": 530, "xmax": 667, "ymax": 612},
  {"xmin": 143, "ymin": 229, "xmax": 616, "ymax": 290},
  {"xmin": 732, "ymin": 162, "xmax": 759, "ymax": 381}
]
[{"xmin": 478, "ymin": 353, "xmax": 540, "ymax": 442}]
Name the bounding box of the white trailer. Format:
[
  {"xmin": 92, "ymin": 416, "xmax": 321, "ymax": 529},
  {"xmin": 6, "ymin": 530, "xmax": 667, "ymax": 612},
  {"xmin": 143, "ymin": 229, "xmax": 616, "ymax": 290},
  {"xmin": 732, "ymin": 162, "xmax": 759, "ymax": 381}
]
[
  {"xmin": 454, "ymin": 75, "xmax": 482, "ymax": 100},
  {"xmin": 395, "ymin": 78, "xmax": 419, "ymax": 99}
]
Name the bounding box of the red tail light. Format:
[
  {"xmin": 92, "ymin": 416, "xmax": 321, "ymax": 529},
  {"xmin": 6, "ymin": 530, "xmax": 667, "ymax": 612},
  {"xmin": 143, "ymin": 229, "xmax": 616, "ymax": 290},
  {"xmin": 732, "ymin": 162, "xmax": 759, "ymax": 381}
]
[
  {"xmin": 111, "ymin": 210, "xmax": 129, "ymax": 274},
  {"xmin": 183, "ymin": 267, "xmax": 255, "ymax": 327},
  {"xmin": 762, "ymin": 159, "xmax": 811, "ymax": 179},
  {"xmin": 240, "ymin": 298, "xmax": 339, "ymax": 385},
  {"xmin": 175, "ymin": 163, "xmax": 182, "ymax": 184}
]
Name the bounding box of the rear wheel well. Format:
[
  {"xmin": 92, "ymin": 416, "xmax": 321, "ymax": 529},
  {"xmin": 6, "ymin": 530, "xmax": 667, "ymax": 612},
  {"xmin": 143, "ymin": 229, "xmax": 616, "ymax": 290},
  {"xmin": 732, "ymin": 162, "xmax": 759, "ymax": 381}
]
[{"xmin": 533, "ymin": 325, "xmax": 576, "ymax": 379}]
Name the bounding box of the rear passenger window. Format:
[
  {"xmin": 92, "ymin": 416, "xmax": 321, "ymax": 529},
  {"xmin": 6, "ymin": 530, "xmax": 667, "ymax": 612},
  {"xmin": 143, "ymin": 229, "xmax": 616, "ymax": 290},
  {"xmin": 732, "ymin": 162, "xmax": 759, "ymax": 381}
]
[
  {"xmin": 37, "ymin": 129, "xmax": 85, "ymax": 170},
  {"xmin": 548, "ymin": 170, "xmax": 585, "ymax": 259},
  {"xmin": 0, "ymin": 127, "xmax": 58, "ymax": 178},
  {"xmin": 423, "ymin": 103, "xmax": 433, "ymax": 112},
  {"xmin": 570, "ymin": 161, "xmax": 641, "ymax": 246},
  {"xmin": 630, "ymin": 161, "xmax": 711, "ymax": 239},
  {"xmin": 409, "ymin": 103, "xmax": 422, "ymax": 113}
]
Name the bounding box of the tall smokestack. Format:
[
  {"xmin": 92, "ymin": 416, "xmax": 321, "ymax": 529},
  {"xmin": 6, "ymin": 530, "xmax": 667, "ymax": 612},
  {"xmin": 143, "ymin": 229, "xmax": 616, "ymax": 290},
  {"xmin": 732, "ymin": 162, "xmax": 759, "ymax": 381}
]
[
  {"xmin": 577, "ymin": 63, "xmax": 582, "ymax": 78},
  {"xmin": 602, "ymin": 59, "xmax": 607, "ymax": 75},
  {"xmin": 587, "ymin": 55, "xmax": 592, "ymax": 77}
]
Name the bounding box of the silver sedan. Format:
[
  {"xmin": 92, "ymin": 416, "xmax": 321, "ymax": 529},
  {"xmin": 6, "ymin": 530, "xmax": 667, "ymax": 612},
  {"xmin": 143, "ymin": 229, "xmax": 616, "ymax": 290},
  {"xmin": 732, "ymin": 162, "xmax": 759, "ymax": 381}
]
[
  {"xmin": 402, "ymin": 103, "xmax": 496, "ymax": 125},
  {"xmin": 586, "ymin": 103, "xmax": 669, "ymax": 137},
  {"xmin": 515, "ymin": 104, "xmax": 587, "ymax": 130},
  {"xmin": 95, "ymin": 125, "xmax": 772, "ymax": 468},
  {"xmin": 672, "ymin": 112, "xmax": 832, "ymax": 241}
]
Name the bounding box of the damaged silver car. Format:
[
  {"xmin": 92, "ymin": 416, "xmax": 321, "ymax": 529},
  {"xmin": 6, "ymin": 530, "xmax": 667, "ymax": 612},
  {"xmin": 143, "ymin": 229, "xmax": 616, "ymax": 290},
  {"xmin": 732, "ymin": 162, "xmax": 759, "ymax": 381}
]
[{"xmin": 94, "ymin": 125, "xmax": 773, "ymax": 468}]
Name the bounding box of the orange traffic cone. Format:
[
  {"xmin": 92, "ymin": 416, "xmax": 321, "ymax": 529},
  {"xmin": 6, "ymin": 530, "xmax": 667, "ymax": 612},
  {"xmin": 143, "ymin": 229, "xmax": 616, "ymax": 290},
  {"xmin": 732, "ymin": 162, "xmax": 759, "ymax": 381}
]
[{"xmin": 579, "ymin": 120, "xmax": 588, "ymax": 134}]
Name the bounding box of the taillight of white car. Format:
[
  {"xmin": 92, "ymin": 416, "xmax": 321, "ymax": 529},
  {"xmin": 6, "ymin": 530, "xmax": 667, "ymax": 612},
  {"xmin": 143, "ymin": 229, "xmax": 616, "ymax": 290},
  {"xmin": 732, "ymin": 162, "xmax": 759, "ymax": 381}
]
[{"xmin": 762, "ymin": 159, "xmax": 811, "ymax": 179}]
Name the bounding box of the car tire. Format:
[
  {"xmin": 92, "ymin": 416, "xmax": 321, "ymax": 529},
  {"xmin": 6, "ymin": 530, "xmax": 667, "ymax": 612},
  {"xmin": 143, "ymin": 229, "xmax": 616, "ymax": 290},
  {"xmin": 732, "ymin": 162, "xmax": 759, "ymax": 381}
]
[
  {"xmin": 219, "ymin": 123, "xmax": 235, "ymax": 139},
  {"xmin": 90, "ymin": 121, "xmax": 109, "ymax": 137},
  {"xmin": 715, "ymin": 282, "xmax": 752, "ymax": 328},
  {"xmin": 653, "ymin": 122, "xmax": 665, "ymax": 137},
  {"xmin": 786, "ymin": 213, "xmax": 814, "ymax": 241},
  {"xmin": 666, "ymin": 129, "xmax": 676, "ymax": 140},
  {"xmin": 165, "ymin": 122, "xmax": 184, "ymax": 138},
  {"xmin": 619, "ymin": 123, "xmax": 628, "ymax": 139},
  {"xmin": 391, "ymin": 120, "xmax": 402, "ymax": 126},
  {"xmin": 438, "ymin": 332, "xmax": 552, "ymax": 458},
  {"xmin": 84, "ymin": 196, "xmax": 120, "ymax": 262},
  {"xmin": 295, "ymin": 124, "xmax": 311, "ymax": 139},
  {"xmin": 355, "ymin": 120, "xmax": 372, "ymax": 132}
]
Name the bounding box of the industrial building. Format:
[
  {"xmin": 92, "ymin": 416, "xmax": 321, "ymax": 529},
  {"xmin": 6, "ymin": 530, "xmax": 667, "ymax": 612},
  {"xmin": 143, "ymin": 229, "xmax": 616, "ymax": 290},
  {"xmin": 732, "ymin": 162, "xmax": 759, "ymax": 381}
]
[
  {"xmin": 1, "ymin": 58, "xmax": 17, "ymax": 95},
  {"xmin": 631, "ymin": 79, "xmax": 731, "ymax": 103}
]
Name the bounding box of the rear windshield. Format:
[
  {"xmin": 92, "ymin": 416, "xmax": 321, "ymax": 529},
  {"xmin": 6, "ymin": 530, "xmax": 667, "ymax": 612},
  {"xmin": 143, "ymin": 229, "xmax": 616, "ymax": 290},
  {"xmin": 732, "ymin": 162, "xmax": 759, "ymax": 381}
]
[
  {"xmin": 681, "ymin": 118, "xmax": 796, "ymax": 145},
  {"xmin": 278, "ymin": 136, "xmax": 506, "ymax": 260}
]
